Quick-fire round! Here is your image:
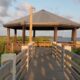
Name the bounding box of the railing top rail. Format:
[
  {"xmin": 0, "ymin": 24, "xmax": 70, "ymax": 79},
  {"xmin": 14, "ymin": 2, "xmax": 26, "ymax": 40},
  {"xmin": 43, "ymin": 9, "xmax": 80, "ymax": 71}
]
[
  {"xmin": 0, "ymin": 60, "xmax": 12, "ymax": 70},
  {"xmin": 52, "ymin": 42, "xmax": 80, "ymax": 59},
  {"xmin": 16, "ymin": 50, "xmax": 27, "ymax": 63}
]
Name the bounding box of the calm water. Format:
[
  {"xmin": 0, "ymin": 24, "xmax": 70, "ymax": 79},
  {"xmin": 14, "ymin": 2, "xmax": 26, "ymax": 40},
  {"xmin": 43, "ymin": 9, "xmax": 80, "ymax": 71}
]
[{"xmin": 50, "ymin": 37, "xmax": 80, "ymax": 42}]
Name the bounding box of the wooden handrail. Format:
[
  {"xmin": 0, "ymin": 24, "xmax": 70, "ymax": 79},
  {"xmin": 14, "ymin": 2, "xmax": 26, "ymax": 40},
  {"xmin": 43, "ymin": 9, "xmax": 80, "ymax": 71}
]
[
  {"xmin": 0, "ymin": 42, "xmax": 35, "ymax": 80},
  {"xmin": 16, "ymin": 42, "xmax": 35, "ymax": 80},
  {"xmin": 0, "ymin": 61, "xmax": 13, "ymax": 80},
  {"xmin": 52, "ymin": 43, "xmax": 80, "ymax": 80}
]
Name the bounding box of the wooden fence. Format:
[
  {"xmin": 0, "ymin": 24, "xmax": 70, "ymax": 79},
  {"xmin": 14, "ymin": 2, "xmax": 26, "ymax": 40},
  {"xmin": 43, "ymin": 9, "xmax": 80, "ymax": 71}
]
[
  {"xmin": 52, "ymin": 43, "xmax": 80, "ymax": 80},
  {"xmin": 0, "ymin": 42, "xmax": 35, "ymax": 80}
]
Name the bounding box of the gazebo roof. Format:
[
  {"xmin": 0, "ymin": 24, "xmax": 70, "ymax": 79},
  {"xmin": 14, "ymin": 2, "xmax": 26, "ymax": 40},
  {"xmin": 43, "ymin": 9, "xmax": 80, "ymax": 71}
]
[{"xmin": 4, "ymin": 9, "xmax": 80, "ymax": 30}]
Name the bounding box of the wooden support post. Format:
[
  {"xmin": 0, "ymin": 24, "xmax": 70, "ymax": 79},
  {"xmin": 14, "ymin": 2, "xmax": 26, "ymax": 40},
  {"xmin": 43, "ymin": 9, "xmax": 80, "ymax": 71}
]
[
  {"xmin": 61, "ymin": 45, "xmax": 65, "ymax": 80},
  {"xmin": 33, "ymin": 30, "xmax": 35, "ymax": 37},
  {"xmin": 54, "ymin": 27, "xmax": 58, "ymax": 42},
  {"xmin": 22, "ymin": 25, "xmax": 25, "ymax": 44},
  {"xmin": 29, "ymin": 7, "xmax": 33, "ymax": 43},
  {"xmin": 14, "ymin": 29, "xmax": 17, "ymax": 43},
  {"xmin": 7, "ymin": 28, "xmax": 10, "ymax": 43},
  {"xmin": 71, "ymin": 28, "xmax": 77, "ymax": 43}
]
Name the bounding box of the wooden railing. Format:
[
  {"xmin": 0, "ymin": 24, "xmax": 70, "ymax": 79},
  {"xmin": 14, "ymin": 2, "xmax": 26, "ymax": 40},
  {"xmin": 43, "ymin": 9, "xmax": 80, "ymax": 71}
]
[
  {"xmin": 1, "ymin": 41, "xmax": 80, "ymax": 80},
  {"xmin": 34, "ymin": 41, "xmax": 52, "ymax": 47},
  {"xmin": 5, "ymin": 41, "xmax": 22, "ymax": 53},
  {"xmin": 0, "ymin": 61, "xmax": 13, "ymax": 80},
  {"xmin": 0, "ymin": 42, "xmax": 35, "ymax": 80},
  {"xmin": 16, "ymin": 50, "xmax": 27, "ymax": 80},
  {"xmin": 5, "ymin": 41, "xmax": 80, "ymax": 53},
  {"xmin": 52, "ymin": 43, "xmax": 80, "ymax": 80}
]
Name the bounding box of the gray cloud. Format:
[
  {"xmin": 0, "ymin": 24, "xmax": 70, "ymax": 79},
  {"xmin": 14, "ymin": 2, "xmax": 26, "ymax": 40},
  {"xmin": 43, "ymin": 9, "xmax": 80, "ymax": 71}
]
[
  {"xmin": 0, "ymin": 0, "xmax": 16, "ymax": 7},
  {"xmin": 0, "ymin": 0, "xmax": 16, "ymax": 17},
  {"xmin": 0, "ymin": 7, "xmax": 8, "ymax": 16},
  {"xmin": 0, "ymin": 16, "xmax": 4, "ymax": 24},
  {"xmin": 0, "ymin": 0, "xmax": 17, "ymax": 28},
  {"xmin": 0, "ymin": 20, "xmax": 3, "ymax": 24}
]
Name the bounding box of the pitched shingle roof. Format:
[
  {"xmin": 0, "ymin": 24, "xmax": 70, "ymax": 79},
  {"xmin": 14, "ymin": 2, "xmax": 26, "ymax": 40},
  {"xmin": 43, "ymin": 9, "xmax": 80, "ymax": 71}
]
[{"xmin": 4, "ymin": 9, "xmax": 80, "ymax": 29}]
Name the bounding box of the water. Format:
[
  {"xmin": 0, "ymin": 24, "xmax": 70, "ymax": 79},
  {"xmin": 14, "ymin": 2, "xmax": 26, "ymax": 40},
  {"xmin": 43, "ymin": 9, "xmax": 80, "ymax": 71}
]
[{"xmin": 50, "ymin": 37, "xmax": 80, "ymax": 42}]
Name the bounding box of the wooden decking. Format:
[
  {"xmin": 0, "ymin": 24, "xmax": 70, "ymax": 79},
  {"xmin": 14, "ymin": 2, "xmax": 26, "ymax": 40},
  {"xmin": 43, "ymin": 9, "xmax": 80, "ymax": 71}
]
[{"xmin": 24, "ymin": 47, "xmax": 65, "ymax": 80}]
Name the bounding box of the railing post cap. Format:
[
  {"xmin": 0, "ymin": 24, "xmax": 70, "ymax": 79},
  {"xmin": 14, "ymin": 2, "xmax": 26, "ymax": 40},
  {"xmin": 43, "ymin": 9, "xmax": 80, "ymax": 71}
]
[{"xmin": 21, "ymin": 46, "xmax": 28, "ymax": 51}]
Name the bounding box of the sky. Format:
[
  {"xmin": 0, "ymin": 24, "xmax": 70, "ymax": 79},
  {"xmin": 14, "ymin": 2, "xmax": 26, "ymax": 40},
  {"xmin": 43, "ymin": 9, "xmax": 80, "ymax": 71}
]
[{"xmin": 0, "ymin": 0, "xmax": 80, "ymax": 37}]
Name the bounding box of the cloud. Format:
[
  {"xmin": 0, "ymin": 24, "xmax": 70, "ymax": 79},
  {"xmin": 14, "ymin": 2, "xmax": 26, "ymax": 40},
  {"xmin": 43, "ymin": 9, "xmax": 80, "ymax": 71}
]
[
  {"xmin": 0, "ymin": 0, "xmax": 17, "ymax": 25},
  {"xmin": 15, "ymin": 2, "xmax": 35, "ymax": 14},
  {"xmin": 9, "ymin": 2, "xmax": 35, "ymax": 20},
  {"xmin": 16, "ymin": 10, "xmax": 24, "ymax": 17},
  {"xmin": 0, "ymin": 0, "xmax": 35, "ymax": 21},
  {"xmin": 71, "ymin": 0, "xmax": 80, "ymax": 3},
  {"xmin": 0, "ymin": 20, "xmax": 3, "ymax": 24},
  {"xmin": 64, "ymin": 15, "xmax": 73, "ymax": 20},
  {"xmin": 0, "ymin": 0, "xmax": 16, "ymax": 7},
  {"xmin": 10, "ymin": 10, "xmax": 25, "ymax": 20},
  {"xmin": 0, "ymin": 0, "xmax": 16, "ymax": 17},
  {"xmin": 0, "ymin": 6, "xmax": 8, "ymax": 16},
  {"xmin": 0, "ymin": 17, "xmax": 4, "ymax": 24},
  {"xmin": 16, "ymin": 2, "xmax": 32, "ymax": 11}
]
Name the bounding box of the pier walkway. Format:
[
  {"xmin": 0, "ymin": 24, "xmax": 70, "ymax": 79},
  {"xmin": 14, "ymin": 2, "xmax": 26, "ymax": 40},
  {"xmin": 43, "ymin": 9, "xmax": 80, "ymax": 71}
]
[{"xmin": 24, "ymin": 47, "xmax": 65, "ymax": 80}]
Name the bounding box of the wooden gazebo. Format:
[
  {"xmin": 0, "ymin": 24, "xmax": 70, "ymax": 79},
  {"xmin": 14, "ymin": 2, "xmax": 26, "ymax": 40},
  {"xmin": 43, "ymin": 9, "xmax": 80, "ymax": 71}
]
[{"xmin": 4, "ymin": 10, "xmax": 80, "ymax": 47}]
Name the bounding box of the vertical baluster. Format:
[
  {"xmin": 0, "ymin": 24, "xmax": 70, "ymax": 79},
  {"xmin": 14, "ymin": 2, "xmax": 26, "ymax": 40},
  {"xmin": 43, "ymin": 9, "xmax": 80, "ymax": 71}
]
[
  {"xmin": 61, "ymin": 46, "xmax": 65, "ymax": 79},
  {"xmin": 61, "ymin": 47, "xmax": 65, "ymax": 71}
]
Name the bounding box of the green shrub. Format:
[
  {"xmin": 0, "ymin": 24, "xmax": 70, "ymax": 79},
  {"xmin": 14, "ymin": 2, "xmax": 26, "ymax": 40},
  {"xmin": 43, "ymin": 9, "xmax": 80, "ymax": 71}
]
[
  {"xmin": 72, "ymin": 48, "xmax": 80, "ymax": 66},
  {"xmin": 72, "ymin": 48, "xmax": 80, "ymax": 55}
]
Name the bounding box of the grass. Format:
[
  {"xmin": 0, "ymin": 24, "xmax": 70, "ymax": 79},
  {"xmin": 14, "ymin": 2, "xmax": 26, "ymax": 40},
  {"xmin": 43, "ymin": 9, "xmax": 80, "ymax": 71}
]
[
  {"xmin": 0, "ymin": 36, "xmax": 6, "ymax": 54},
  {"xmin": 72, "ymin": 48, "xmax": 80, "ymax": 55},
  {"xmin": 72, "ymin": 48, "xmax": 80, "ymax": 66}
]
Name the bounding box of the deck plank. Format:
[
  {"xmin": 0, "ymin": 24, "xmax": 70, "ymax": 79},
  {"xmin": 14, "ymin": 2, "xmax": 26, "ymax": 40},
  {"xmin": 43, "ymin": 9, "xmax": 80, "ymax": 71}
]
[{"xmin": 24, "ymin": 47, "xmax": 65, "ymax": 80}]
